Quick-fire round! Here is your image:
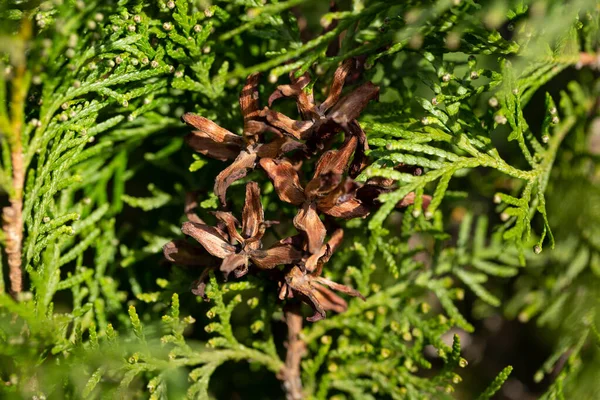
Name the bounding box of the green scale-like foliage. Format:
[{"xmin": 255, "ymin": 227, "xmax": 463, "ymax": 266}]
[{"xmin": 1, "ymin": 0, "xmax": 599, "ymax": 399}]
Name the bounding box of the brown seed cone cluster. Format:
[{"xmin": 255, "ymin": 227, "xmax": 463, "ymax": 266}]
[{"xmin": 163, "ymin": 59, "xmax": 427, "ymax": 321}]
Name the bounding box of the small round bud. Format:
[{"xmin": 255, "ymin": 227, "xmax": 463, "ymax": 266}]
[
  {"xmin": 442, "ymin": 73, "xmax": 451, "ymax": 82},
  {"xmin": 459, "ymin": 358, "xmax": 468, "ymax": 367},
  {"xmin": 500, "ymin": 212, "xmax": 510, "ymax": 222},
  {"xmin": 141, "ymin": 57, "xmax": 149, "ymax": 65},
  {"xmin": 494, "ymin": 114, "xmax": 507, "ymax": 125},
  {"xmin": 488, "ymin": 97, "xmax": 498, "ymax": 107},
  {"xmin": 167, "ymin": 0, "xmax": 175, "ymax": 9},
  {"xmin": 94, "ymin": 13, "xmax": 104, "ymax": 21},
  {"xmin": 193, "ymin": 24, "xmax": 202, "ymax": 32},
  {"xmin": 533, "ymin": 245, "xmax": 542, "ymax": 254},
  {"xmin": 150, "ymin": 60, "xmax": 159, "ymax": 68},
  {"xmin": 445, "ymin": 31, "xmax": 461, "ymax": 50},
  {"xmin": 59, "ymin": 114, "xmax": 68, "ymax": 122},
  {"xmin": 127, "ymin": 25, "xmax": 136, "ymax": 32},
  {"xmin": 552, "ymin": 116, "xmax": 559, "ymax": 124},
  {"xmin": 174, "ymin": 70, "xmax": 183, "ymax": 78},
  {"xmin": 168, "ymin": 65, "xmax": 175, "ymax": 73},
  {"xmin": 73, "ymin": 80, "xmax": 81, "ymax": 88},
  {"xmin": 127, "ymin": 114, "xmax": 135, "ymax": 122},
  {"xmin": 61, "ymin": 102, "xmax": 69, "ymax": 110},
  {"xmin": 542, "ymin": 134, "xmax": 550, "ymax": 143},
  {"xmin": 250, "ymin": 320, "xmax": 264, "ymax": 333},
  {"xmin": 550, "ymin": 107, "xmax": 557, "ymax": 115},
  {"xmin": 247, "ymin": 297, "xmax": 259, "ymax": 308},
  {"xmin": 133, "ymin": 15, "xmax": 141, "ymax": 23},
  {"xmin": 163, "ymin": 22, "xmax": 172, "ymax": 31},
  {"xmin": 115, "ymin": 56, "xmax": 123, "ymax": 65},
  {"xmin": 412, "ymin": 209, "xmax": 421, "ymax": 218},
  {"xmin": 534, "ymin": 371, "xmax": 544, "ymax": 383},
  {"xmin": 88, "ymin": 136, "xmax": 95, "ymax": 143},
  {"xmin": 87, "ymin": 20, "xmax": 97, "ymax": 30},
  {"xmin": 68, "ymin": 34, "xmax": 78, "ymax": 48},
  {"xmin": 268, "ymin": 74, "xmax": 278, "ymax": 83},
  {"xmin": 469, "ymin": 70, "xmax": 479, "ymax": 80},
  {"xmin": 122, "ymin": 100, "xmax": 129, "ymax": 107},
  {"xmin": 321, "ymin": 335, "xmax": 332, "ymax": 345},
  {"xmin": 143, "ymin": 97, "xmax": 151, "ymax": 105},
  {"xmin": 493, "ymin": 194, "xmax": 501, "ymax": 204},
  {"xmin": 66, "ymin": 48, "xmax": 75, "ymax": 58},
  {"xmin": 512, "ymin": 88, "xmax": 519, "ymax": 95},
  {"xmin": 431, "ymin": 97, "xmax": 438, "ymax": 106},
  {"xmin": 43, "ymin": 216, "xmax": 50, "ymax": 223},
  {"xmin": 204, "ymin": 8, "xmax": 214, "ymax": 17},
  {"xmin": 409, "ymin": 34, "xmax": 423, "ymax": 49},
  {"xmin": 202, "ymin": 46, "xmax": 211, "ymax": 54}
]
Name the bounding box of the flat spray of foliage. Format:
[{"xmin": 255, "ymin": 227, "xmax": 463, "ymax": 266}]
[{"xmin": 0, "ymin": 0, "xmax": 599, "ymax": 399}]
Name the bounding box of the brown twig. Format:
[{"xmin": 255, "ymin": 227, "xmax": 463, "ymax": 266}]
[
  {"xmin": 2, "ymin": 18, "xmax": 31, "ymax": 297},
  {"xmin": 577, "ymin": 52, "xmax": 600, "ymax": 69},
  {"xmin": 279, "ymin": 303, "xmax": 306, "ymax": 400}
]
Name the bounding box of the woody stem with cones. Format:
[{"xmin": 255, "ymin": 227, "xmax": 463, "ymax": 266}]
[
  {"xmin": 1, "ymin": 18, "xmax": 31, "ymax": 296},
  {"xmin": 168, "ymin": 53, "xmax": 424, "ymax": 398}
]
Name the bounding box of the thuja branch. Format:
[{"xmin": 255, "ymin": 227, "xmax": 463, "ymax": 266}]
[{"xmin": 2, "ymin": 17, "xmax": 32, "ymax": 296}]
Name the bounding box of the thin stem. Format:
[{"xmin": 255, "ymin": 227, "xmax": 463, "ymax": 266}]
[
  {"xmin": 279, "ymin": 304, "xmax": 306, "ymax": 400},
  {"xmin": 2, "ymin": 17, "xmax": 31, "ymax": 296}
]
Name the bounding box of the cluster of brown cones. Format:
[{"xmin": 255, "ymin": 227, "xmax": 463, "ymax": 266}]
[{"xmin": 163, "ymin": 59, "xmax": 427, "ymax": 321}]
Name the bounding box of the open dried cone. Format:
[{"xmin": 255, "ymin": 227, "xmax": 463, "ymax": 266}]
[{"xmin": 163, "ymin": 58, "xmax": 433, "ymax": 398}]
